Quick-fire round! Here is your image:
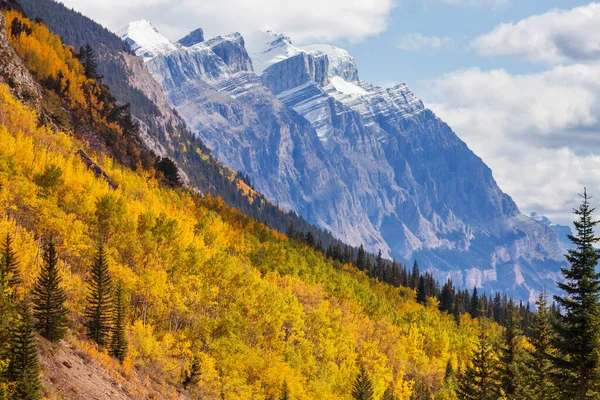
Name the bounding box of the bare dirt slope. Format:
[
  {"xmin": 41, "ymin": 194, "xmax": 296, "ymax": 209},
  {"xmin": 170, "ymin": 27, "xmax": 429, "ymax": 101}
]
[{"xmin": 38, "ymin": 337, "xmax": 191, "ymax": 400}]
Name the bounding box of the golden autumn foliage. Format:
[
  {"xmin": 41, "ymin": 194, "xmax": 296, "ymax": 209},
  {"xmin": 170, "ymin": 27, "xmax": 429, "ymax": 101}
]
[
  {"xmin": 0, "ymin": 76, "xmax": 501, "ymax": 399},
  {"xmin": 4, "ymin": 10, "xmax": 154, "ymax": 171},
  {"xmin": 0, "ymin": 11, "xmax": 507, "ymax": 400}
]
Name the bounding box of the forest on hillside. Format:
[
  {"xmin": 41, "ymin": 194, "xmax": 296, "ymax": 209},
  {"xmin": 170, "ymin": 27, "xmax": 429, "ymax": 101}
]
[{"xmin": 0, "ymin": 6, "xmax": 600, "ymax": 400}]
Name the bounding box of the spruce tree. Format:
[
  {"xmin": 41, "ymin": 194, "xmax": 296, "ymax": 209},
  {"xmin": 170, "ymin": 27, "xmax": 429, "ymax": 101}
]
[
  {"xmin": 410, "ymin": 261, "xmax": 420, "ymax": 289},
  {"xmin": 7, "ymin": 302, "xmax": 40, "ymax": 400},
  {"xmin": 439, "ymin": 279, "xmax": 454, "ymax": 312},
  {"xmin": 85, "ymin": 245, "xmax": 113, "ymax": 347},
  {"xmin": 109, "ymin": 284, "xmax": 128, "ymax": 362},
  {"xmin": 498, "ymin": 302, "xmax": 525, "ymax": 398},
  {"xmin": 416, "ymin": 276, "xmax": 427, "ymax": 304},
  {"xmin": 457, "ymin": 316, "xmax": 500, "ymax": 400},
  {"xmin": 1, "ymin": 233, "xmax": 20, "ymax": 289},
  {"xmin": 279, "ymin": 380, "xmax": 290, "ymax": 400},
  {"xmin": 524, "ymin": 290, "xmax": 557, "ymax": 399},
  {"xmin": 356, "ymin": 244, "xmax": 367, "ymax": 271},
  {"xmin": 32, "ymin": 241, "xmax": 67, "ymax": 341},
  {"xmin": 469, "ymin": 287, "xmax": 480, "ymax": 318},
  {"xmin": 352, "ymin": 365, "xmax": 374, "ymax": 400},
  {"xmin": 553, "ymin": 189, "xmax": 600, "ymax": 400}
]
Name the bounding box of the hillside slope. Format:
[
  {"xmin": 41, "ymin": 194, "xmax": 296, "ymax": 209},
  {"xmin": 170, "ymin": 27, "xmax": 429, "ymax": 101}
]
[
  {"xmin": 0, "ymin": 10, "xmax": 491, "ymax": 399},
  {"xmin": 120, "ymin": 23, "xmax": 566, "ymax": 301}
]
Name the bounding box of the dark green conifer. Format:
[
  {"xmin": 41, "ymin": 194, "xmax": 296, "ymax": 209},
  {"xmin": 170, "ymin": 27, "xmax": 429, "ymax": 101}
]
[
  {"xmin": 109, "ymin": 284, "xmax": 128, "ymax": 362},
  {"xmin": 524, "ymin": 290, "xmax": 557, "ymax": 399},
  {"xmin": 85, "ymin": 245, "xmax": 113, "ymax": 346},
  {"xmin": 499, "ymin": 302, "xmax": 525, "ymax": 398},
  {"xmin": 469, "ymin": 287, "xmax": 480, "ymax": 318},
  {"xmin": 410, "ymin": 261, "xmax": 420, "ymax": 289},
  {"xmin": 32, "ymin": 241, "xmax": 67, "ymax": 341},
  {"xmin": 7, "ymin": 302, "xmax": 40, "ymax": 400},
  {"xmin": 553, "ymin": 189, "xmax": 600, "ymax": 400},
  {"xmin": 457, "ymin": 317, "xmax": 500, "ymax": 400},
  {"xmin": 1, "ymin": 233, "xmax": 20, "ymax": 289},
  {"xmin": 416, "ymin": 276, "xmax": 427, "ymax": 304},
  {"xmin": 351, "ymin": 365, "xmax": 374, "ymax": 400}
]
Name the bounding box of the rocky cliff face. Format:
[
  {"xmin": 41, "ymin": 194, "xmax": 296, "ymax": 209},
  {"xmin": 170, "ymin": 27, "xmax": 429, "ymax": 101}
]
[{"xmin": 120, "ymin": 22, "xmax": 566, "ymax": 300}]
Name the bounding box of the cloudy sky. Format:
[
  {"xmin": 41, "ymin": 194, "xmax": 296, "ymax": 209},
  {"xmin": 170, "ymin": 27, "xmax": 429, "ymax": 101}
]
[{"xmin": 59, "ymin": 0, "xmax": 600, "ymax": 226}]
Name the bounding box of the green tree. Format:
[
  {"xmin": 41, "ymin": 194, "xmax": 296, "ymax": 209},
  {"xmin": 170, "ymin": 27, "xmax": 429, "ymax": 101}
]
[
  {"xmin": 553, "ymin": 189, "xmax": 600, "ymax": 400},
  {"xmin": 352, "ymin": 365, "xmax": 374, "ymax": 400},
  {"xmin": 85, "ymin": 245, "xmax": 113, "ymax": 346},
  {"xmin": 32, "ymin": 241, "xmax": 67, "ymax": 341},
  {"xmin": 416, "ymin": 276, "xmax": 427, "ymax": 304},
  {"xmin": 524, "ymin": 290, "xmax": 557, "ymax": 399},
  {"xmin": 7, "ymin": 302, "xmax": 40, "ymax": 400},
  {"xmin": 109, "ymin": 284, "xmax": 128, "ymax": 362},
  {"xmin": 279, "ymin": 380, "xmax": 290, "ymax": 400},
  {"xmin": 469, "ymin": 287, "xmax": 480, "ymax": 318},
  {"xmin": 1, "ymin": 233, "xmax": 20, "ymax": 289},
  {"xmin": 499, "ymin": 302, "xmax": 525, "ymax": 398},
  {"xmin": 457, "ymin": 317, "xmax": 500, "ymax": 400}
]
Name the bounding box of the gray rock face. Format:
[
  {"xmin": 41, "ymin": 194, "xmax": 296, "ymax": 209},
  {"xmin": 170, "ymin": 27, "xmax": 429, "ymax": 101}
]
[
  {"xmin": 120, "ymin": 22, "xmax": 567, "ymax": 301},
  {"xmin": 261, "ymin": 52, "xmax": 329, "ymax": 95},
  {"xmin": 178, "ymin": 28, "xmax": 204, "ymax": 47}
]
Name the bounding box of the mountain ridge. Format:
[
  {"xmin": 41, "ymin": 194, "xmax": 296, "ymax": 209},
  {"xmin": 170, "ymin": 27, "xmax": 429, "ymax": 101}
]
[{"xmin": 119, "ymin": 20, "xmax": 566, "ymax": 300}]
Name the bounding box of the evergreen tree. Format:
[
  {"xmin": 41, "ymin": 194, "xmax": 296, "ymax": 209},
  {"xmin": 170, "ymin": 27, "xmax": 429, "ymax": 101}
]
[
  {"xmin": 7, "ymin": 302, "xmax": 40, "ymax": 400},
  {"xmin": 279, "ymin": 380, "xmax": 290, "ymax": 400},
  {"xmin": 524, "ymin": 290, "xmax": 557, "ymax": 399},
  {"xmin": 304, "ymin": 231, "xmax": 315, "ymax": 248},
  {"xmin": 80, "ymin": 44, "xmax": 100, "ymax": 80},
  {"xmin": 109, "ymin": 284, "xmax": 128, "ymax": 362},
  {"xmin": 469, "ymin": 287, "xmax": 480, "ymax": 318},
  {"xmin": 416, "ymin": 276, "xmax": 427, "ymax": 304},
  {"xmin": 1, "ymin": 233, "xmax": 20, "ymax": 289},
  {"xmin": 356, "ymin": 244, "xmax": 367, "ymax": 271},
  {"xmin": 553, "ymin": 189, "xmax": 600, "ymax": 400},
  {"xmin": 85, "ymin": 245, "xmax": 113, "ymax": 346},
  {"xmin": 439, "ymin": 279, "xmax": 454, "ymax": 312},
  {"xmin": 32, "ymin": 241, "xmax": 67, "ymax": 341},
  {"xmin": 410, "ymin": 261, "xmax": 420, "ymax": 289},
  {"xmin": 352, "ymin": 365, "xmax": 374, "ymax": 400},
  {"xmin": 457, "ymin": 317, "xmax": 500, "ymax": 400},
  {"xmin": 499, "ymin": 302, "xmax": 524, "ymax": 398}
]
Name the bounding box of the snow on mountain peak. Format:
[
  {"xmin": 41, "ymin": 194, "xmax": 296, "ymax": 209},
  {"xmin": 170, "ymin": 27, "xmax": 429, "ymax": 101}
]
[
  {"xmin": 117, "ymin": 20, "xmax": 178, "ymax": 61},
  {"xmin": 243, "ymin": 30, "xmax": 305, "ymax": 75},
  {"xmin": 301, "ymin": 44, "xmax": 360, "ymax": 82}
]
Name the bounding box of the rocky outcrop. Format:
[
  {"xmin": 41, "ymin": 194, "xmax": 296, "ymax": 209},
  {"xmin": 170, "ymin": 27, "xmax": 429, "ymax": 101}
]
[
  {"xmin": 178, "ymin": 27, "xmax": 204, "ymax": 47},
  {"xmin": 261, "ymin": 51, "xmax": 329, "ymax": 95}
]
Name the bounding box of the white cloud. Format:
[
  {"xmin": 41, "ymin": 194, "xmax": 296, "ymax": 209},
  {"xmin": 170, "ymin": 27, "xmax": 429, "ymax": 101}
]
[
  {"xmin": 427, "ymin": 0, "xmax": 507, "ymax": 6},
  {"xmin": 58, "ymin": 0, "xmax": 395, "ymax": 44},
  {"xmin": 396, "ymin": 33, "xmax": 453, "ymax": 52},
  {"xmin": 422, "ymin": 64, "xmax": 600, "ymax": 225},
  {"xmin": 473, "ymin": 2, "xmax": 600, "ymax": 63}
]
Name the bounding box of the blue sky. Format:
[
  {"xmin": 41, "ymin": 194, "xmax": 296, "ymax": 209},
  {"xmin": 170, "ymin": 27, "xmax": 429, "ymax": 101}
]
[
  {"xmin": 61, "ymin": 0, "xmax": 600, "ymax": 226},
  {"xmin": 336, "ymin": 0, "xmax": 585, "ymax": 88}
]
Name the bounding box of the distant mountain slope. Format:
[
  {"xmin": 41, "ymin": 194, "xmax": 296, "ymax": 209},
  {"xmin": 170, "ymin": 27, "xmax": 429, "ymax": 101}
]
[
  {"xmin": 120, "ymin": 22, "xmax": 566, "ymax": 300},
  {"xmin": 19, "ymin": 0, "xmax": 368, "ymax": 259}
]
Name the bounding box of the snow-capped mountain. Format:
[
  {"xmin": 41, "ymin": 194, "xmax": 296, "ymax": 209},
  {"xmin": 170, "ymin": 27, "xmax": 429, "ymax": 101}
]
[{"xmin": 119, "ymin": 21, "xmax": 566, "ymax": 300}]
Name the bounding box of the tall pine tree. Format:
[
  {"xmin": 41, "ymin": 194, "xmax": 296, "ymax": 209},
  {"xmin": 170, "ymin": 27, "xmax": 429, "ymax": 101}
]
[
  {"xmin": 524, "ymin": 290, "xmax": 557, "ymax": 399},
  {"xmin": 553, "ymin": 189, "xmax": 600, "ymax": 400},
  {"xmin": 1, "ymin": 233, "xmax": 20, "ymax": 289},
  {"xmin": 85, "ymin": 245, "xmax": 113, "ymax": 347},
  {"xmin": 109, "ymin": 284, "xmax": 128, "ymax": 362},
  {"xmin": 457, "ymin": 316, "xmax": 500, "ymax": 400},
  {"xmin": 7, "ymin": 301, "xmax": 40, "ymax": 400},
  {"xmin": 32, "ymin": 241, "xmax": 67, "ymax": 341},
  {"xmin": 352, "ymin": 365, "xmax": 374, "ymax": 400},
  {"xmin": 498, "ymin": 301, "xmax": 525, "ymax": 398}
]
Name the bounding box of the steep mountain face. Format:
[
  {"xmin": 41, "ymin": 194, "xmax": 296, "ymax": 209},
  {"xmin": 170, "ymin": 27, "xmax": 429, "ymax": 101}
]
[{"xmin": 120, "ymin": 22, "xmax": 566, "ymax": 300}]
